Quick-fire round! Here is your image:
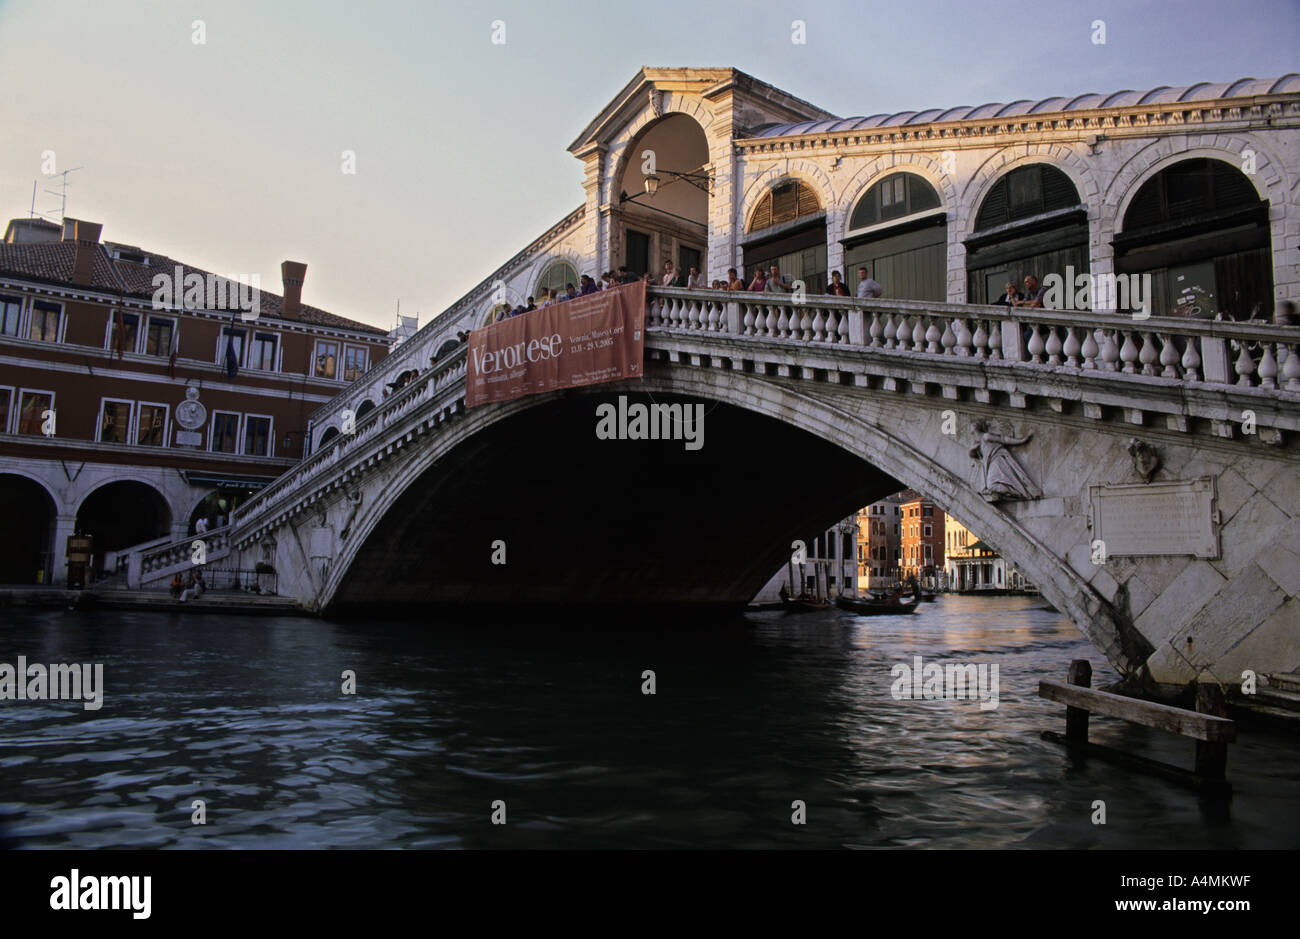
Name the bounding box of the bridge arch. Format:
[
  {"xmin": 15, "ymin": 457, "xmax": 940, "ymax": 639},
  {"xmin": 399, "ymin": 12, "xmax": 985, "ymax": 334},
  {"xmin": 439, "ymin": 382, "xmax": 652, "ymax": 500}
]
[{"xmin": 313, "ymin": 367, "xmax": 1132, "ymax": 672}]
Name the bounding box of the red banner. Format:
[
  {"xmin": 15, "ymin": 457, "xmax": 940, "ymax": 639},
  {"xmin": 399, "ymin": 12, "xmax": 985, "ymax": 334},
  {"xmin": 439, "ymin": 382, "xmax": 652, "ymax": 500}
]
[{"xmin": 465, "ymin": 281, "xmax": 645, "ymax": 407}]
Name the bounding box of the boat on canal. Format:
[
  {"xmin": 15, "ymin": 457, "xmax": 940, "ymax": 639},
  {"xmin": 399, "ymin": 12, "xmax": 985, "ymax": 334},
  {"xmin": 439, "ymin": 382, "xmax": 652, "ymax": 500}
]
[{"xmin": 836, "ymin": 582, "xmax": 922, "ymax": 616}]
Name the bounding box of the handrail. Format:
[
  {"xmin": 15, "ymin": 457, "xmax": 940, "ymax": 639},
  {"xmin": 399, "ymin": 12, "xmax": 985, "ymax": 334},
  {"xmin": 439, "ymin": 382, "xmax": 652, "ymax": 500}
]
[
  {"xmin": 222, "ymin": 283, "xmax": 1298, "ymax": 544},
  {"xmin": 232, "ymin": 346, "xmax": 470, "ymax": 526}
]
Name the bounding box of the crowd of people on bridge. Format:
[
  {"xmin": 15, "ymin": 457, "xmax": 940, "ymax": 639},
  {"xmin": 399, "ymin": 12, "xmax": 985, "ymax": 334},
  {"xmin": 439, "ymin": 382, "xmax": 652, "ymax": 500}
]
[
  {"xmin": 658, "ymin": 260, "xmax": 884, "ymax": 299},
  {"xmin": 483, "ymin": 261, "xmax": 891, "ymax": 325}
]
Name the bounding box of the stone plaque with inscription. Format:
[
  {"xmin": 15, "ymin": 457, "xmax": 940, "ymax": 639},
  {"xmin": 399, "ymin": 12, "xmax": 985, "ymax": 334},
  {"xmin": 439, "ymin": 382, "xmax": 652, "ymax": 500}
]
[
  {"xmin": 175, "ymin": 430, "xmax": 203, "ymax": 447},
  {"xmin": 1089, "ymin": 477, "xmax": 1219, "ymax": 559}
]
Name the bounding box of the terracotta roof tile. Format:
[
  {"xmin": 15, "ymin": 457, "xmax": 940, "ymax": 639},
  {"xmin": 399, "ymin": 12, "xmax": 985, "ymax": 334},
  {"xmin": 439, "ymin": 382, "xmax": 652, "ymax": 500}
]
[{"xmin": 0, "ymin": 236, "xmax": 388, "ymax": 337}]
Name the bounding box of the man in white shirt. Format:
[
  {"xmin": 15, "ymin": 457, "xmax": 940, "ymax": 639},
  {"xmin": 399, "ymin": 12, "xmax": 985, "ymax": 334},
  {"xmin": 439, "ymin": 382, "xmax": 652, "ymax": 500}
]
[
  {"xmin": 764, "ymin": 264, "xmax": 791, "ymax": 292},
  {"xmin": 686, "ymin": 266, "xmax": 705, "ymax": 288},
  {"xmin": 856, "ymin": 267, "xmax": 883, "ymax": 299}
]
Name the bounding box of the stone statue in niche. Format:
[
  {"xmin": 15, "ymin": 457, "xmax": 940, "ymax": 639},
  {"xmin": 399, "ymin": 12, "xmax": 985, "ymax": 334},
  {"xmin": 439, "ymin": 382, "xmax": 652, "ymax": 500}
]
[
  {"xmin": 970, "ymin": 419, "xmax": 1041, "ymax": 502},
  {"xmin": 1127, "ymin": 438, "xmax": 1161, "ymax": 483},
  {"xmin": 340, "ymin": 491, "xmax": 364, "ymax": 541}
]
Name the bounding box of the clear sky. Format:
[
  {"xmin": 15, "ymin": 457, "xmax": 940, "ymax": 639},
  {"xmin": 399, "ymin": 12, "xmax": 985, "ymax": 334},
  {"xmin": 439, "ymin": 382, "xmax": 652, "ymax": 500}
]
[{"xmin": 1, "ymin": 0, "xmax": 1295, "ymax": 330}]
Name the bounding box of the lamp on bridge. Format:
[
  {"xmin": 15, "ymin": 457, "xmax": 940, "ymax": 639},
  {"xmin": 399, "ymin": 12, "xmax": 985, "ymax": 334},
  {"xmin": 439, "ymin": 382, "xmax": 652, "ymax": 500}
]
[{"xmin": 621, "ymin": 168, "xmax": 713, "ymax": 205}]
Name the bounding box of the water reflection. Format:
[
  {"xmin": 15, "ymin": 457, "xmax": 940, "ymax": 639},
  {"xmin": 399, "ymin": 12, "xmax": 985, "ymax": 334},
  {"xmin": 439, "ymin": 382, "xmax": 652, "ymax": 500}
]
[{"xmin": 0, "ymin": 597, "xmax": 1295, "ymax": 849}]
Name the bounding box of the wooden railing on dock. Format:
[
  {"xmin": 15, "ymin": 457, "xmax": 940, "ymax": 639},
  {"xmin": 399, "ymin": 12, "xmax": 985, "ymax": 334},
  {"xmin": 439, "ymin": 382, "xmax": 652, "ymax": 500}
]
[{"xmin": 1039, "ymin": 659, "xmax": 1236, "ymax": 797}]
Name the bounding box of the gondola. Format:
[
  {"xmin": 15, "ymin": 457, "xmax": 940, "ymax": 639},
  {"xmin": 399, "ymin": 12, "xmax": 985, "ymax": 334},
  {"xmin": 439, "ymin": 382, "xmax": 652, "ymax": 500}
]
[
  {"xmin": 835, "ymin": 583, "xmax": 922, "ymax": 616},
  {"xmin": 782, "ymin": 595, "xmax": 834, "ymax": 613}
]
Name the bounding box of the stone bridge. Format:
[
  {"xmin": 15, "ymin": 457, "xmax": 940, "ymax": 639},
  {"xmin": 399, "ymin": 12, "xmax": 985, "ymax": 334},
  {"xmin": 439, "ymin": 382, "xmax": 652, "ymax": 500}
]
[{"xmin": 133, "ymin": 287, "xmax": 1299, "ymax": 693}]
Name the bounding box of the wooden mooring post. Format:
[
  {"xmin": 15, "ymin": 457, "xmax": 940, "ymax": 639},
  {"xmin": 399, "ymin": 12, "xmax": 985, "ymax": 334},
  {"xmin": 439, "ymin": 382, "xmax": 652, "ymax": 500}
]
[{"xmin": 1039, "ymin": 660, "xmax": 1236, "ymax": 799}]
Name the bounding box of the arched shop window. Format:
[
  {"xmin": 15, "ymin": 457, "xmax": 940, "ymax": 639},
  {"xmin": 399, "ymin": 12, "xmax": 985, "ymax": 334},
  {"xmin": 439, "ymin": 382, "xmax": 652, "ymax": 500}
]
[
  {"xmin": 535, "ymin": 260, "xmax": 578, "ymax": 299},
  {"xmin": 844, "ymin": 173, "xmax": 945, "ymax": 301},
  {"xmin": 1114, "ymin": 158, "xmax": 1269, "ymax": 320},
  {"xmin": 965, "ymin": 164, "xmax": 1086, "ymax": 305},
  {"xmin": 742, "ymin": 180, "xmax": 827, "ymax": 293}
]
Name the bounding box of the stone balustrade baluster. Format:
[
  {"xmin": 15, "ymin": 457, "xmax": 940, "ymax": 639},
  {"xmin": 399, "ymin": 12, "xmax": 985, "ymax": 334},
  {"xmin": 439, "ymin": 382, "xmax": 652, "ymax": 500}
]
[
  {"xmin": 776, "ymin": 307, "xmax": 790, "ymax": 338},
  {"xmin": 895, "ymin": 316, "xmax": 911, "ymax": 349},
  {"xmin": 940, "ymin": 319, "xmax": 956, "ymax": 355},
  {"xmin": 868, "ymin": 311, "xmax": 883, "ymax": 346},
  {"xmin": 825, "ymin": 309, "xmax": 840, "ymax": 343},
  {"xmin": 743, "ymin": 306, "xmax": 755, "ymax": 336},
  {"xmin": 1282, "ymin": 343, "xmax": 1300, "ymax": 391},
  {"xmin": 812, "ymin": 309, "xmax": 826, "ymax": 342},
  {"xmin": 1138, "ymin": 332, "xmax": 1159, "ymax": 375},
  {"xmin": 1234, "ymin": 341, "xmax": 1256, "ymax": 386},
  {"xmin": 911, "ymin": 317, "xmax": 926, "ymax": 352},
  {"xmin": 987, "ymin": 321, "xmax": 1002, "ymax": 360},
  {"xmin": 1159, "ymin": 334, "xmax": 1181, "ymax": 378},
  {"xmin": 955, "ymin": 318, "xmax": 973, "ymax": 356},
  {"xmin": 1045, "ymin": 326, "xmax": 1063, "ymax": 365},
  {"xmin": 972, "ymin": 320, "xmax": 989, "ymax": 360},
  {"xmin": 881, "ymin": 313, "xmax": 896, "ymax": 348},
  {"xmin": 1257, "ymin": 343, "xmax": 1278, "ymax": 389},
  {"xmin": 686, "ymin": 301, "xmax": 700, "ymax": 330},
  {"xmin": 765, "ymin": 307, "xmax": 778, "ymax": 338},
  {"xmin": 925, "ymin": 319, "xmax": 941, "ymax": 354},
  {"xmin": 800, "ymin": 307, "xmax": 813, "ymax": 341},
  {"xmin": 1119, "ymin": 330, "xmax": 1139, "ymax": 373},
  {"xmin": 1027, "ymin": 324, "xmax": 1046, "ymax": 364},
  {"xmin": 1062, "ymin": 326, "xmax": 1081, "ymax": 367}
]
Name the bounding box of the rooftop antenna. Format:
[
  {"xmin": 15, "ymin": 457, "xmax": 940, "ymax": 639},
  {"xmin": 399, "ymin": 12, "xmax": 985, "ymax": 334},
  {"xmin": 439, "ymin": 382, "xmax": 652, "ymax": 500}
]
[{"xmin": 39, "ymin": 166, "xmax": 83, "ymax": 222}]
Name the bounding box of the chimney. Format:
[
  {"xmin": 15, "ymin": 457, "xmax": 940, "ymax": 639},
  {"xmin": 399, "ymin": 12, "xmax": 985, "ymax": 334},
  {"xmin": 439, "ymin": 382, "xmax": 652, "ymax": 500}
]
[
  {"xmin": 63, "ymin": 218, "xmax": 103, "ymax": 286},
  {"xmin": 281, "ymin": 260, "xmax": 307, "ymax": 320}
]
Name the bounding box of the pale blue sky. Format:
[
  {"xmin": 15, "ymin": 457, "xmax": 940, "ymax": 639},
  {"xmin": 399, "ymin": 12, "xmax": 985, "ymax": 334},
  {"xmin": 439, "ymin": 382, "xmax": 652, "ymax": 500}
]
[{"xmin": 1, "ymin": 0, "xmax": 1295, "ymax": 329}]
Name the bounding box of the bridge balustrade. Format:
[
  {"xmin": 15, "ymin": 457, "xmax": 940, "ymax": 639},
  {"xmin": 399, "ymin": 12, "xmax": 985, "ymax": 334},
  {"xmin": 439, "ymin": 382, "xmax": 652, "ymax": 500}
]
[
  {"xmin": 222, "ymin": 286, "xmax": 1296, "ymax": 545},
  {"xmin": 645, "ymin": 288, "xmax": 1300, "ymax": 389}
]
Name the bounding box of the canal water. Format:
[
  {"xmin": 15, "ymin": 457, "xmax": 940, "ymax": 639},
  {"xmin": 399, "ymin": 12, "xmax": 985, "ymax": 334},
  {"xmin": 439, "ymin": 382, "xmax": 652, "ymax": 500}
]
[{"xmin": 0, "ymin": 596, "xmax": 1295, "ymax": 849}]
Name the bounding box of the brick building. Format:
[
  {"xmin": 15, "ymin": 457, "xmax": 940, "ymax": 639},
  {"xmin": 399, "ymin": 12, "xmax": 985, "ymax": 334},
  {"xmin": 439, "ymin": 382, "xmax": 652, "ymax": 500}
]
[
  {"xmin": 899, "ymin": 490, "xmax": 945, "ymax": 583},
  {"xmin": 0, "ymin": 217, "xmax": 392, "ymax": 584},
  {"xmin": 856, "ymin": 492, "xmax": 903, "ymax": 588}
]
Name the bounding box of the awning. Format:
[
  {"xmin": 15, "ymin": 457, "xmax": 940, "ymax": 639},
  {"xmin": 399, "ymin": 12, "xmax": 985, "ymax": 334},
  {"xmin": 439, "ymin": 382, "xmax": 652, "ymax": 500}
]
[{"xmin": 181, "ymin": 471, "xmax": 274, "ymax": 490}]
